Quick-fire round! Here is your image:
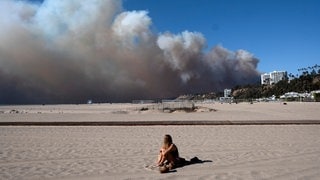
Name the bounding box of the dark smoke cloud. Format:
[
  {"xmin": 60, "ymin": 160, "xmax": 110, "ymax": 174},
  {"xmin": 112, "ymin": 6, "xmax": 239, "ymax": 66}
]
[{"xmin": 0, "ymin": 0, "xmax": 260, "ymax": 104}]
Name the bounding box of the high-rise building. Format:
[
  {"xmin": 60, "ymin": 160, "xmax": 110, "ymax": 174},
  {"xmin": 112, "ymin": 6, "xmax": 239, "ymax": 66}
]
[
  {"xmin": 261, "ymin": 73, "xmax": 271, "ymax": 85},
  {"xmin": 224, "ymin": 89, "xmax": 231, "ymax": 97},
  {"xmin": 261, "ymin": 71, "xmax": 287, "ymax": 85}
]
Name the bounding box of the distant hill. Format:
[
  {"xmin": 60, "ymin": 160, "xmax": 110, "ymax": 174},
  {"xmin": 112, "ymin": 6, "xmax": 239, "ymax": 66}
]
[{"xmin": 232, "ymin": 71, "xmax": 320, "ymax": 100}]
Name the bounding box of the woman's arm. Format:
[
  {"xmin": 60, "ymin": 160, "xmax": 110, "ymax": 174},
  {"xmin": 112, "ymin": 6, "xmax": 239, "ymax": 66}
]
[{"xmin": 163, "ymin": 144, "xmax": 176, "ymax": 155}]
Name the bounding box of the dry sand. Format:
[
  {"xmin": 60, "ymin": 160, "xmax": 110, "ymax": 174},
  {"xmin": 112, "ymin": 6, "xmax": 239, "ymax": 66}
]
[
  {"xmin": 0, "ymin": 102, "xmax": 320, "ymax": 179},
  {"xmin": 0, "ymin": 102, "xmax": 320, "ymax": 122},
  {"xmin": 1, "ymin": 126, "xmax": 320, "ymax": 180}
]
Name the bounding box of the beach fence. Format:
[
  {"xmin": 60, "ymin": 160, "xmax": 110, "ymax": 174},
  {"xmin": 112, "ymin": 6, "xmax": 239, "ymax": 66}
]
[
  {"xmin": 132, "ymin": 100, "xmax": 156, "ymax": 104},
  {"xmin": 143, "ymin": 100, "xmax": 195, "ymax": 112}
]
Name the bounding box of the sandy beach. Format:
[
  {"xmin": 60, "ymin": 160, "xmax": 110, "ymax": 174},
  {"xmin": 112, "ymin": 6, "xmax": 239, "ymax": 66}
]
[
  {"xmin": 0, "ymin": 102, "xmax": 320, "ymax": 179},
  {"xmin": 0, "ymin": 102, "xmax": 320, "ymax": 122}
]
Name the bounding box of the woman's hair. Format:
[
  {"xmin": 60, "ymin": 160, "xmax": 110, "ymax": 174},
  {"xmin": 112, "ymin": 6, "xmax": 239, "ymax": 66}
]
[{"xmin": 163, "ymin": 134, "xmax": 173, "ymax": 147}]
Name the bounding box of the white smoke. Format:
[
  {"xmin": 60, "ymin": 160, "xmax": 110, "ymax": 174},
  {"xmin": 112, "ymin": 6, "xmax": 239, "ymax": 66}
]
[
  {"xmin": 112, "ymin": 10, "xmax": 151, "ymax": 46},
  {"xmin": 157, "ymin": 31, "xmax": 206, "ymax": 82},
  {"xmin": 0, "ymin": 0, "xmax": 260, "ymax": 104}
]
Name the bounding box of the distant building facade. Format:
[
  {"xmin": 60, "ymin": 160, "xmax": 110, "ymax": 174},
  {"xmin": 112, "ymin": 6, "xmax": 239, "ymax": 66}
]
[
  {"xmin": 261, "ymin": 73, "xmax": 271, "ymax": 85},
  {"xmin": 261, "ymin": 71, "xmax": 287, "ymax": 85},
  {"xmin": 220, "ymin": 89, "xmax": 233, "ymax": 103},
  {"xmin": 224, "ymin": 89, "xmax": 232, "ymax": 98}
]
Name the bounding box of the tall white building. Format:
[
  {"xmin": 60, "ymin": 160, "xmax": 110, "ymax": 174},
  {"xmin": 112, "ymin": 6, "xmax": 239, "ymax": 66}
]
[
  {"xmin": 261, "ymin": 71, "xmax": 287, "ymax": 85},
  {"xmin": 261, "ymin": 73, "xmax": 271, "ymax": 85},
  {"xmin": 224, "ymin": 89, "xmax": 232, "ymax": 97}
]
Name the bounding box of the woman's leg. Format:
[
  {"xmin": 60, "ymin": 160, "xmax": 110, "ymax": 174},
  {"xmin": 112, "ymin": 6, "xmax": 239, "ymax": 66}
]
[{"xmin": 157, "ymin": 150, "xmax": 165, "ymax": 166}]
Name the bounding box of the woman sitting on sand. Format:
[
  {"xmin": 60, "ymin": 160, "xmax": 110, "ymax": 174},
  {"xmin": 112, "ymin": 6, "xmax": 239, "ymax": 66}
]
[{"xmin": 157, "ymin": 134, "xmax": 182, "ymax": 170}]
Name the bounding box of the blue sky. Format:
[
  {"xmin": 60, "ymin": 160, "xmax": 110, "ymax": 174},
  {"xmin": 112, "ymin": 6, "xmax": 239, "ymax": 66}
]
[{"xmin": 123, "ymin": 0, "xmax": 320, "ymax": 75}]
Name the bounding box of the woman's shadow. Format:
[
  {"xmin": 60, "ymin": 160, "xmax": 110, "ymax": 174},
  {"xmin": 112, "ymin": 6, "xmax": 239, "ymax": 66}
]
[
  {"xmin": 180, "ymin": 156, "xmax": 212, "ymax": 167},
  {"xmin": 167, "ymin": 157, "xmax": 212, "ymax": 173}
]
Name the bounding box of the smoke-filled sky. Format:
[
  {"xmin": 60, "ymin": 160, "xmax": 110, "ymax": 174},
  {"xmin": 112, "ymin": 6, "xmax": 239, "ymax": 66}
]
[{"xmin": 2, "ymin": 0, "xmax": 318, "ymax": 104}]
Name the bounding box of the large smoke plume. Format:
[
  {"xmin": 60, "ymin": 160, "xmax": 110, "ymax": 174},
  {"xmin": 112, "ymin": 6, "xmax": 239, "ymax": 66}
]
[{"xmin": 0, "ymin": 0, "xmax": 260, "ymax": 104}]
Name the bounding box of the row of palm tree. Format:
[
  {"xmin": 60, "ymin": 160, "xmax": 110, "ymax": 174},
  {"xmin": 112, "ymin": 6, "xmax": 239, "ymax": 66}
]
[
  {"xmin": 287, "ymin": 64, "xmax": 320, "ymax": 80},
  {"xmin": 297, "ymin": 64, "xmax": 320, "ymax": 76}
]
